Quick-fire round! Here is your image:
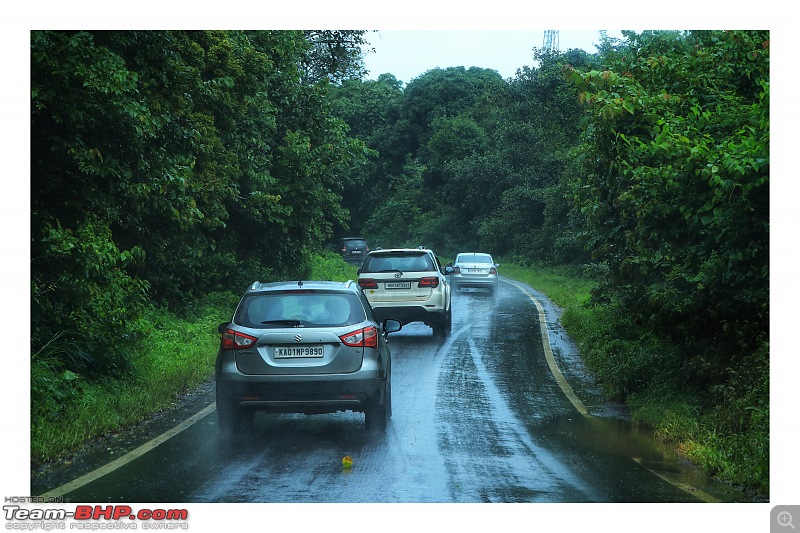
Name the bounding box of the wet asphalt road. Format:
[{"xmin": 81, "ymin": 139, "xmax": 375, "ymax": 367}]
[{"xmin": 35, "ymin": 279, "xmax": 747, "ymax": 503}]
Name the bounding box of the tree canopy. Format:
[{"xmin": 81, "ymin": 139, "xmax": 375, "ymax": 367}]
[{"xmin": 31, "ymin": 30, "xmax": 371, "ymax": 374}]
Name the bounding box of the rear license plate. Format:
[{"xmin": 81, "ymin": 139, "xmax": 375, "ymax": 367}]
[
  {"xmin": 467, "ymin": 269, "xmax": 486, "ymax": 274},
  {"xmin": 385, "ymin": 282, "xmax": 411, "ymax": 289},
  {"xmin": 274, "ymin": 346, "xmax": 324, "ymax": 358}
]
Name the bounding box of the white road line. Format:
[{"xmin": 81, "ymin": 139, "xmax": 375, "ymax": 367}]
[{"xmin": 38, "ymin": 402, "xmax": 217, "ymax": 499}]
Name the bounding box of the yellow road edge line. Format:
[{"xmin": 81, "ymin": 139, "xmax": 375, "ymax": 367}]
[
  {"xmin": 631, "ymin": 458, "xmax": 721, "ymax": 503},
  {"xmin": 503, "ymin": 279, "xmax": 592, "ymax": 419},
  {"xmin": 503, "ymin": 278, "xmax": 718, "ymax": 503},
  {"xmin": 38, "ymin": 402, "xmax": 217, "ymax": 499}
]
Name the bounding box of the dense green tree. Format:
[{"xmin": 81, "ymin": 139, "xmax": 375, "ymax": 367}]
[
  {"xmin": 467, "ymin": 49, "xmax": 593, "ymax": 261},
  {"xmin": 328, "ymin": 54, "xmax": 592, "ymax": 258},
  {"xmin": 565, "ymin": 29, "xmax": 769, "ymax": 366},
  {"xmin": 327, "ymin": 74, "xmax": 406, "ymax": 238},
  {"xmin": 401, "ymin": 67, "xmax": 507, "ymax": 157},
  {"xmin": 31, "ymin": 30, "xmax": 370, "ymax": 376},
  {"xmin": 300, "ymin": 30, "xmax": 372, "ymax": 84}
]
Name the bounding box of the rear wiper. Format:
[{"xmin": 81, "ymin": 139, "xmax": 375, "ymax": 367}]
[
  {"xmin": 376, "ymin": 269, "xmax": 403, "ymax": 274},
  {"xmin": 260, "ymin": 319, "xmax": 303, "ymax": 327}
]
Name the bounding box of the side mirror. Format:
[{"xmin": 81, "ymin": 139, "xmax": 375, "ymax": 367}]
[
  {"xmin": 383, "ymin": 319, "xmax": 403, "ymax": 334},
  {"xmin": 218, "ymin": 322, "xmax": 231, "ymax": 334},
  {"xmin": 357, "ymin": 268, "xmax": 362, "ymax": 275},
  {"xmin": 444, "ymin": 266, "xmax": 455, "ymax": 275}
]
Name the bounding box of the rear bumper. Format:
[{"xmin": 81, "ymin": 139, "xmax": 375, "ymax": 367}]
[
  {"xmin": 217, "ymin": 379, "xmax": 382, "ymax": 414},
  {"xmin": 215, "ymin": 353, "xmax": 385, "ymax": 414},
  {"xmin": 370, "ymin": 304, "xmax": 447, "ymax": 326},
  {"xmin": 342, "ymin": 254, "xmax": 366, "ymax": 264},
  {"xmin": 452, "ymin": 276, "xmax": 498, "ymax": 289}
]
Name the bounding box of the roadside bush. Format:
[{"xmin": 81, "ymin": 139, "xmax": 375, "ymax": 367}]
[
  {"xmin": 694, "ymin": 341, "xmax": 769, "ymax": 492},
  {"xmin": 31, "ymin": 218, "xmax": 149, "ymax": 377},
  {"xmin": 31, "ymin": 299, "xmax": 223, "ymax": 465},
  {"xmin": 31, "ymin": 333, "xmax": 86, "ymax": 437},
  {"xmin": 304, "ymin": 251, "xmax": 360, "ymax": 281},
  {"xmin": 562, "ymin": 303, "xmax": 685, "ymax": 402}
]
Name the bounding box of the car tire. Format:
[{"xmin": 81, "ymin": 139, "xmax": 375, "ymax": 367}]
[
  {"xmin": 365, "ymin": 382, "xmax": 390, "ymax": 432},
  {"xmin": 433, "ymin": 309, "xmax": 452, "ymax": 338},
  {"xmin": 216, "ymin": 389, "xmax": 252, "ymax": 435},
  {"xmin": 386, "ymin": 379, "xmax": 393, "ymax": 419}
]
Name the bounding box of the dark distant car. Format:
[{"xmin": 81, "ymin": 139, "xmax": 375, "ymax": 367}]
[
  {"xmin": 337, "ymin": 238, "xmax": 370, "ymax": 265},
  {"xmin": 451, "ymin": 252, "xmax": 499, "ymax": 294},
  {"xmin": 215, "ymin": 280, "xmax": 402, "ymax": 434}
]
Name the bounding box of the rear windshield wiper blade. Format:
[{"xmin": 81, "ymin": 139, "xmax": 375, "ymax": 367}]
[{"xmin": 260, "ymin": 319, "xmax": 303, "ymax": 327}]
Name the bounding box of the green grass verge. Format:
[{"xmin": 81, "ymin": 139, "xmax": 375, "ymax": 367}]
[
  {"xmin": 499, "ymin": 263, "xmax": 593, "ymax": 309},
  {"xmin": 307, "ymin": 252, "xmax": 360, "ymax": 282},
  {"xmin": 31, "ymin": 293, "xmax": 233, "ymax": 465},
  {"xmin": 501, "ymin": 261, "xmax": 768, "ymax": 497},
  {"xmin": 31, "ymin": 253, "xmax": 357, "ymax": 466}
]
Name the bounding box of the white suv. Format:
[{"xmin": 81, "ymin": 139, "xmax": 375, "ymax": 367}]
[{"xmin": 357, "ymin": 248, "xmax": 454, "ymax": 337}]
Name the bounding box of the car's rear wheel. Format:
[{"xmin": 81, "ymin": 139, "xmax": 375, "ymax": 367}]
[
  {"xmin": 432, "ymin": 309, "xmax": 451, "ymax": 338},
  {"xmin": 386, "ymin": 380, "xmax": 393, "ymax": 419},
  {"xmin": 365, "ymin": 382, "xmax": 390, "ymax": 432},
  {"xmin": 216, "ymin": 389, "xmax": 252, "ymax": 435}
]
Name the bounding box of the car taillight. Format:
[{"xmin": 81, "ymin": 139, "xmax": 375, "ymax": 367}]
[
  {"xmin": 489, "ymin": 267, "xmax": 497, "ymax": 275},
  {"xmin": 220, "ymin": 329, "xmax": 258, "ymax": 350},
  {"xmin": 358, "ymin": 278, "xmax": 378, "ymax": 289},
  {"xmin": 453, "ymin": 266, "xmax": 461, "ymax": 274},
  {"xmin": 340, "ymin": 326, "xmax": 378, "ymax": 348},
  {"xmin": 418, "ymin": 276, "xmax": 440, "ymax": 288}
]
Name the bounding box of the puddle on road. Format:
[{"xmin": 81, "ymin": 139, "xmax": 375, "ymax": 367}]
[{"xmin": 534, "ymin": 414, "xmax": 752, "ymax": 502}]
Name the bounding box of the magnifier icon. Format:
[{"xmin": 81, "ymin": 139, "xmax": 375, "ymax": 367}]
[{"xmin": 778, "ymin": 511, "xmax": 796, "ymax": 530}]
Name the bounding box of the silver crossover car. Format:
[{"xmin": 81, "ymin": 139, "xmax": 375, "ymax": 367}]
[
  {"xmin": 215, "ymin": 280, "xmax": 402, "ymax": 434},
  {"xmin": 451, "ymin": 252, "xmax": 499, "ymax": 294}
]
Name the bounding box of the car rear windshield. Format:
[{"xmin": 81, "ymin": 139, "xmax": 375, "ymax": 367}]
[
  {"xmin": 343, "ymin": 239, "xmax": 367, "ymax": 249},
  {"xmin": 457, "ymin": 254, "xmax": 493, "ymax": 264},
  {"xmin": 361, "ymin": 252, "xmax": 435, "ymax": 273},
  {"xmin": 234, "ymin": 292, "xmax": 367, "ymax": 328}
]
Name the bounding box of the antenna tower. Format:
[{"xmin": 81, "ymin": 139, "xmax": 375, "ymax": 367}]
[{"xmin": 542, "ymin": 30, "xmax": 559, "ymax": 51}]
